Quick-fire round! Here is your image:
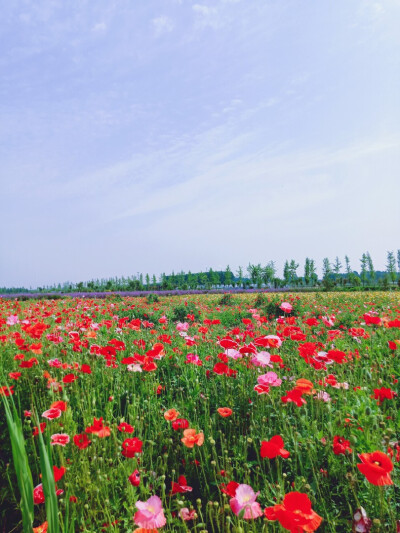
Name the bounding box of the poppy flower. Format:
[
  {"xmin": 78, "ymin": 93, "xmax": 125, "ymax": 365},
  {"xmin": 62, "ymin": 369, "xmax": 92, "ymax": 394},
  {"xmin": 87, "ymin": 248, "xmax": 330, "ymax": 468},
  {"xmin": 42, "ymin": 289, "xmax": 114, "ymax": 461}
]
[
  {"xmin": 260, "ymin": 435, "xmax": 290, "ymax": 459},
  {"xmin": 181, "ymin": 429, "xmax": 204, "ymax": 448},
  {"xmin": 85, "ymin": 417, "xmax": 111, "ymax": 438},
  {"xmin": 357, "ymin": 451, "xmax": 393, "ymax": 486},
  {"xmin": 265, "ymin": 492, "xmax": 323, "ymax": 532},
  {"xmin": 73, "ymin": 433, "xmax": 91, "ymax": 449},
  {"xmin": 51, "ymin": 433, "xmax": 70, "ymax": 446},
  {"xmin": 217, "ymin": 407, "xmax": 232, "ymax": 417},
  {"xmin": 220, "ymin": 481, "xmax": 239, "ymax": 498},
  {"xmin": 118, "ymin": 422, "xmax": 135, "ymax": 433},
  {"xmin": 50, "ymin": 401, "xmax": 67, "ymax": 412},
  {"xmin": 122, "ymin": 437, "xmax": 143, "ymax": 457},
  {"xmin": 42, "ymin": 408, "xmax": 62, "ymax": 420},
  {"xmin": 172, "ymin": 418, "xmax": 189, "ymax": 431},
  {"xmin": 134, "ymin": 495, "xmax": 166, "ymax": 529},
  {"xmin": 179, "ymin": 508, "xmax": 197, "ymax": 521},
  {"xmin": 333, "ymin": 436, "xmax": 352, "ymax": 456},
  {"xmin": 128, "ymin": 469, "xmax": 140, "ymax": 486},
  {"xmin": 164, "ymin": 409, "xmax": 180, "ymax": 421},
  {"xmin": 171, "ymin": 475, "xmax": 192, "ymax": 494},
  {"xmin": 229, "ymin": 484, "xmax": 263, "ymax": 519}
]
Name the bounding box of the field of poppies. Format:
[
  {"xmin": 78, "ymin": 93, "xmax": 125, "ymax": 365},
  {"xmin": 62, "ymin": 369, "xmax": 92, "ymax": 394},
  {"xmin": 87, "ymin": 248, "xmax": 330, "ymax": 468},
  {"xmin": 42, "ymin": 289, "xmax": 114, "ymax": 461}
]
[{"xmin": 0, "ymin": 292, "xmax": 399, "ymax": 532}]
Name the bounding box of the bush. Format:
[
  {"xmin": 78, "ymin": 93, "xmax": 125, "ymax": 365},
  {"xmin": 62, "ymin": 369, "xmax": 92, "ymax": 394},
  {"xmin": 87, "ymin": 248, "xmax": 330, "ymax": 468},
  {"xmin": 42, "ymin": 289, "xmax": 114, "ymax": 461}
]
[
  {"xmin": 146, "ymin": 293, "xmax": 160, "ymax": 303},
  {"xmin": 218, "ymin": 293, "xmax": 234, "ymax": 306},
  {"xmin": 171, "ymin": 301, "xmax": 200, "ymax": 322}
]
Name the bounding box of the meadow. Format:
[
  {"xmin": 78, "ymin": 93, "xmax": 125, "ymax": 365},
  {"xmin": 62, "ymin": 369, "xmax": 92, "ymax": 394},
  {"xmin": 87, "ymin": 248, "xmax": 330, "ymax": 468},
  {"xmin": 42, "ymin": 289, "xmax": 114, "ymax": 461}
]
[{"xmin": 0, "ymin": 292, "xmax": 399, "ymax": 532}]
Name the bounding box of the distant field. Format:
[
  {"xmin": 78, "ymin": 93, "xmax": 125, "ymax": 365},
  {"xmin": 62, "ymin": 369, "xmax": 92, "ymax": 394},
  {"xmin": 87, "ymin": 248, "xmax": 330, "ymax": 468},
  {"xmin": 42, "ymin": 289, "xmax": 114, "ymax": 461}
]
[{"xmin": 1, "ymin": 292, "xmax": 399, "ymax": 532}]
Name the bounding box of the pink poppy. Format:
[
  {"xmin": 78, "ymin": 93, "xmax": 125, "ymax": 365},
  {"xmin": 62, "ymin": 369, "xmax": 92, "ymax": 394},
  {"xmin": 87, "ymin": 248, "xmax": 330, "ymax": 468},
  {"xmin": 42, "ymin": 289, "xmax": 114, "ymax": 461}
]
[
  {"xmin": 179, "ymin": 508, "xmax": 197, "ymax": 521},
  {"xmin": 257, "ymin": 372, "xmax": 282, "ymax": 387},
  {"xmin": 50, "ymin": 433, "xmax": 70, "ymax": 446},
  {"xmin": 251, "ymin": 351, "xmax": 273, "ymax": 367},
  {"xmin": 280, "ymin": 302, "xmax": 293, "ymax": 313},
  {"xmin": 229, "ymin": 484, "xmax": 263, "ymax": 519},
  {"xmin": 134, "ymin": 495, "xmax": 166, "ymax": 529},
  {"xmin": 42, "ymin": 408, "xmax": 62, "ymax": 420}
]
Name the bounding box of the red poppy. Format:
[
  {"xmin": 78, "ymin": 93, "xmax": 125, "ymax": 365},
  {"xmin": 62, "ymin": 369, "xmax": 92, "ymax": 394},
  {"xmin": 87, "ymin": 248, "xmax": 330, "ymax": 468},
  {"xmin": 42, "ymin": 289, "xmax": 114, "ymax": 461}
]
[
  {"xmin": 128, "ymin": 469, "xmax": 141, "ymax": 486},
  {"xmin": 171, "ymin": 475, "xmax": 192, "ymax": 494},
  {"xmin": 260, "ymin": 435, "xmax": 290, "ymax": 459},
  {"xmin": 118, "ymin": 422, "xmax": 135, "ymax": 433},
  {"xmin": 73, "ymin": 433, "xmax": 91, "ymax": 449},
  {"xmin": 357, "ymin": 451, "xmax": 393, "ymax": 486},
  {"xmin": 332, "ymin": 436, "xmax": 352, "ymax": 456},
  {"xmin": 220, "ymin": 481, "xmax": 239, "ymax": 498},
  {"xmin": 122, "ymin": 437, "xmax": 143, "ymax": 457},
  {"xmin": 265, "ymin": 492, "xmax": 322, "ymax": 532},
  {"xmin": 172, "ymin": 418, "xmax": 189, "ymax": 431},
  {"xmin": 85, "ymin": 417, "xmax": 111, "ymax": 438}
]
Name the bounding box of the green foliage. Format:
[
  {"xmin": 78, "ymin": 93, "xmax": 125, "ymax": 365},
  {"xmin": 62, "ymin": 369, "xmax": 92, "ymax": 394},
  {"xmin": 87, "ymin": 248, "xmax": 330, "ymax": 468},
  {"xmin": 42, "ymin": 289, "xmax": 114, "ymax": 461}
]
[
  {"xmin": 2, "ymin": 392, "xmax": 34, "ymax": 532},
  {"xmin": 218, "ymin": 293, "xmax": 235, "ymax": 306},
  {"xmin": 146, "ymin": 293, "xmax": 160, "ymax": 303},
  {"xmin": 171, "ymin": 301, "xmax": 200, "ymax": 322}
]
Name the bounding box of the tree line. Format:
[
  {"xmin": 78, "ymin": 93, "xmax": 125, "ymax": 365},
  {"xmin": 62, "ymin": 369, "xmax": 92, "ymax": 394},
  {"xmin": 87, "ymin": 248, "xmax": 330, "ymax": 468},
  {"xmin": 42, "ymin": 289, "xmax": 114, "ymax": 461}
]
[{"xmin": 1, "ymin": 250, "xmax": 399, "ymax": 294}]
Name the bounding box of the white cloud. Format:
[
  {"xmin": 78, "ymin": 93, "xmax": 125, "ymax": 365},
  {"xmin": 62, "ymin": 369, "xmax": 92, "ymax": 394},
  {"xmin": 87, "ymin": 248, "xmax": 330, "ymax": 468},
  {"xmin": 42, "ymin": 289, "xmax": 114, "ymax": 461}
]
[
  {"xmin": 92, "ymin": 22, "xmax": 107, "ymax": 32},
  {"xmin": 152, "ymin": 15, "xmax": 174, "ymax": 37}
]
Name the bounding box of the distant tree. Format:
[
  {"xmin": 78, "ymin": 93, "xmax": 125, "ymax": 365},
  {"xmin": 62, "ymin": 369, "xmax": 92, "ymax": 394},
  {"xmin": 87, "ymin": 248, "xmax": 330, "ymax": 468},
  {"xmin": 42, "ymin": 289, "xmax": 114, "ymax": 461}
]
[
  {"xmin": 366, "ymin": 252, "xmax": 375, "ymax": 285},
  {"xmin": 309, "ymin": 260, "xmax": 318, "ymax": 286},
  {"xmin": 304, "ymin": 258, "xmax": 311, "ymax": 286},
  {"xmin": 145, "ymin": 274, "xmax": 150, "ymax": 288},
  {"xmin": 386, "ymin": 251, "xmax": 397, "ymax": 284},
  {"xmin": 236, "ymin": 266, "xmax": 243, "ymax": 288},
  {"xmin": 345, "ymin": 256, "xmax": 352, "ymax": 275},
  {"xmin": 224, "ymin": 265, "xmax": 233, "ymax": 287},
  {"xmin": 332, "ymin": 257, "xmax": 342, "ymax": 284},
  {"xmin": 360, "ymin": 254, "xmax": 368, "ymax": 286},
  {"xmin": 247, "ymin": 263, "xmax": 262, "ymax": 287},
  {"xmin": 199, "ymin": 271, "xmax": 208, "ymax": 288},
  {"xmin": 397, "ymin": 250, "xmax": 400, "ymax": 278},
  {"xmin": 152, "ymin": 275, "xmax": 157, "ymax": 289},
  {"xmin": 262, "ymin": 261, "xmax": 276, "ymax": 286},
  {"xmin": 283, "ymin": 261, "xmax": 290, "ymax": 285}
]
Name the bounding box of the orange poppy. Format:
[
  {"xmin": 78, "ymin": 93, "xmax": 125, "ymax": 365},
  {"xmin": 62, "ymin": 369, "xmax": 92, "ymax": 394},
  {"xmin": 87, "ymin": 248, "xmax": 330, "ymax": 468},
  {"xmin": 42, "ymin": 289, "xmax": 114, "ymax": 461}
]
[
  {"xmin": 217, "ymin": 407, "xmax": 233, "ymax": 418},
  {"xmin": 181, "ymin": 429, "xmax": 204, "ymax": 448},
  {"xmin": 164, "ymin": 409, "xmax": 180, "ymax": 421},
  {"xmin": 33, "ymin": 522, "xmax": 48, "ymax": 533},
  {"xmin": 295, "ymin": 378, "xmax": 315, "ymax": 395}
]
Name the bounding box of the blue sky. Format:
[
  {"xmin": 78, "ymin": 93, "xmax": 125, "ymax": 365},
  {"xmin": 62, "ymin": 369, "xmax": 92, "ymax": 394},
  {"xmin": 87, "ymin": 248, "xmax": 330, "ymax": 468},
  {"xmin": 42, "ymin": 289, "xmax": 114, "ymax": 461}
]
[{"xmin": 1, "ymin": 0, "xmax": 399, "ymax": 287}]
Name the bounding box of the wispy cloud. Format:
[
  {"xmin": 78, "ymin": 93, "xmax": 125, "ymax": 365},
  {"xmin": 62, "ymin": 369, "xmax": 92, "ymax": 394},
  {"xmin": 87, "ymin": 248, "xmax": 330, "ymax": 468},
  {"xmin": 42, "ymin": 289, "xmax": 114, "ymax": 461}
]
[{"xmin": 152, "ymin": 15, "xmax": 174, "ymax": 37}]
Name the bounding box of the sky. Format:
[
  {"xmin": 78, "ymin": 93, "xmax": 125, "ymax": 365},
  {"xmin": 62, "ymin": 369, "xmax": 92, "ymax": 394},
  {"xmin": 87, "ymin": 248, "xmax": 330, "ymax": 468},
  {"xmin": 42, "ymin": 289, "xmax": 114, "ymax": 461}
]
[{"xmin": 1, "ymin": 0, "xmax": 400, "ymax": 288}]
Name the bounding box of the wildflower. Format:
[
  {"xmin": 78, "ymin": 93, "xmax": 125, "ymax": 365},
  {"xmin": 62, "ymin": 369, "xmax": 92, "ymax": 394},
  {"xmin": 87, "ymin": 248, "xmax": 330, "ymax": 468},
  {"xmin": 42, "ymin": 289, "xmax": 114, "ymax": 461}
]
[
  {"xmin": 73, "ymin": 433, "xmax": 91, "ymax": 449},
  {"xmin": 179, "ymin": 508, "xmax": 197, "ymax": 521},
  {"xmin": 118, "ymin": 422, "xmax": 135, "ymax": 433},
  {"xmin": 280, "ymin": 302, "xmax": 293, "ymax": 313},
  {"xmin": 172, "ymin": 418, "xmax": 189, "ymax": 431},
  {"xmin": 357, "ymin": 451, "xmax": 393, "ymax": 486},
  {"xmin": 265, "ymin": 492, "xmax": 322, "ymax": 531},
  {"xmin": 51, "ymin": 433, "xmax": 70, "ymax": 446},
  {"xmin": 260, "ymin": 436, "xmax": 290, "ymax": 459},
  {"xmin": 257, "ymin": 372, "xmax": 282, "ymax": 387},
  {"xmin": 85, "ymin": 417, "xmax": 111, "ymax": 438},
  {"xmin": 164, "ymin": 409, "xmax": 180, "ymax": 421},
  {"xmin": 229, "ymin": 484, "xmax": 263, "ymax": 519},
  {"xmin": 42, "ymin": 408, "xmax": 62, "ymax": 420},
  {"xmin": 181, "ymin": 429, "xmax": 204, "ymax": 448},
  {"xmin": 171, "ymin": 475, "xmax": 192, "ymax": 494},
  {"xmin": 122, "ymin": 437, "xmax": 143, "ymax": 457},
  {"xmin": 33, "ymin": 522, "xmax": 48, "ymax": 533},
  {"xmin": 217, "ymin": 407, "xmax": 233, "ymax": 417},
  {"xmin": 129, "ymin": 469, "xmax": 141, "ymax": 486},
  {"xmin": 333, "ymin": 436, "xmax": 352, "ymax": 455},
  {"xmin": 134, "ymin": 495, "xmax": 166, "ymax": 529}
]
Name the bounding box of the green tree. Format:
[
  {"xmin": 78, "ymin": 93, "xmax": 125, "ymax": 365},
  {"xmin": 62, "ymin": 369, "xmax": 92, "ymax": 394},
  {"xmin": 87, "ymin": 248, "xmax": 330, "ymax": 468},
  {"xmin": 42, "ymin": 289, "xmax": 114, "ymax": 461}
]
[
  {"xmin": 236, "ymin": 266, "xmax": 243, "ymax": 288},
  {"xmin": 333, "ymin": 256, "xmax": 342, "ymax": 284},
  {"xmin": 366, "ymin": 252, "xmax": 375, "ymax": 285},
  {"xmin": 224, "ymin": 266, "xmax": 233, "ymax": 287},
  {"xmin": 386, "ymin": 251, "xmax": 397, "ymax": 284},
  {"xmin": 360, "ymin": 254, "xmax": 368, "ymax": 286}
]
